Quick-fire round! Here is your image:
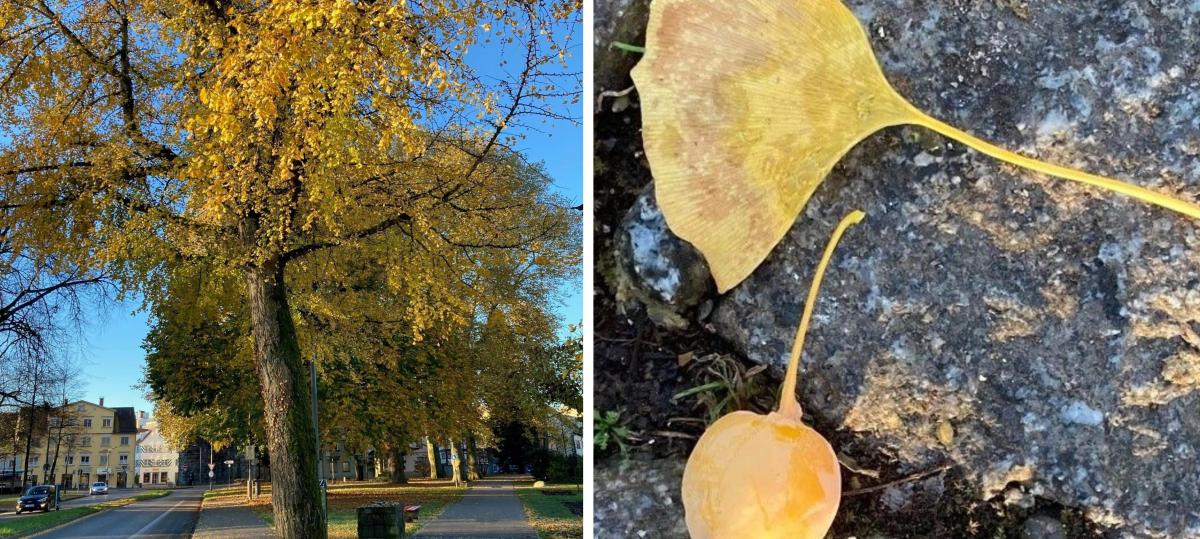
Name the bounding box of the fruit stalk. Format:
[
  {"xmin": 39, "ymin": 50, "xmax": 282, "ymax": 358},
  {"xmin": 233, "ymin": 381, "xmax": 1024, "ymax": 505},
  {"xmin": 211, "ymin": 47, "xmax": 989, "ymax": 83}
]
[{"xmin": 778, "ymin": 210, "xmax": 866, "ymax": 418}]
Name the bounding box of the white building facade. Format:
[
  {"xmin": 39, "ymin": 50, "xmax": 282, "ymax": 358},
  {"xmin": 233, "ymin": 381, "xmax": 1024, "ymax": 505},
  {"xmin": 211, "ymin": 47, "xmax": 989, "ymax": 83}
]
[{"xmin": 134, "ymin": 415, "xmax": 180, "ymax": 486}]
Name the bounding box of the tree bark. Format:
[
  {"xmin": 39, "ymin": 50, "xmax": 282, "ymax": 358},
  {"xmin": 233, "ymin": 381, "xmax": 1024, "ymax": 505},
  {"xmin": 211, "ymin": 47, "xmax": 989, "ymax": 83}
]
[
  {"xmin": 244, "ymin": 257, "xmax": 325, "ymax": 539},
  {"xmin": 425, "ymin": 437, "xmax": 437, "ymax": 479},
  {"xmin": 448, "ymin": 437, "xmax": 462, "ymax": 485},
  {"xmin": 389, "ymin": 446, "xmax": 407, "ymax": 484},
  {"xmin": 21, "ymin": 370, "xmax": 38, "ymax": 488},
  {"xmin": 466, "ymin": 435, "xmax": 479, "ymax": 481},
  {"xmin": 48, "ymin": 409, "xmax": 65, "ymax": 484}
]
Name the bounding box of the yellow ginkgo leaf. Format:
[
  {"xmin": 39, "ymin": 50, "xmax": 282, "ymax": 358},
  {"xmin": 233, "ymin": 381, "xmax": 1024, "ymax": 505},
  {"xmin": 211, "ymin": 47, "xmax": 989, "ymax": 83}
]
[{"xmin": 632, "ymin": 0, "xmax": 1200, "ymax": 293}]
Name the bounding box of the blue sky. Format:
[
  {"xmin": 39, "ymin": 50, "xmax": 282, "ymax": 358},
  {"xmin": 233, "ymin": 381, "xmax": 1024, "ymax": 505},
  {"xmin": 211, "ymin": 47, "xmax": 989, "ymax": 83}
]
[{"xmin": 71, "ymin": 16, "xmax": 583, "ymax": 417}]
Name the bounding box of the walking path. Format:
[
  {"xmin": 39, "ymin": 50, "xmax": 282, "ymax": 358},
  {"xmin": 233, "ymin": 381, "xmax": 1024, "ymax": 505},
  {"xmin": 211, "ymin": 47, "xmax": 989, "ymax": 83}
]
[
  {"xmin": 191, "ymin": 501, "xmax": 274, "ymax": 539},
  {"xmin": 413, "ymin": 478, "xmax": 536, "ymax": 538}
]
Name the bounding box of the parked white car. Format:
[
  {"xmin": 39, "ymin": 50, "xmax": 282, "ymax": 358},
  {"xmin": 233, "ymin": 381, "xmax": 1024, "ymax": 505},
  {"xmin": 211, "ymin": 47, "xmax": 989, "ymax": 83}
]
[{"xmin": 89, "ymin": 481, "xmax": 108, "ymax": 495}]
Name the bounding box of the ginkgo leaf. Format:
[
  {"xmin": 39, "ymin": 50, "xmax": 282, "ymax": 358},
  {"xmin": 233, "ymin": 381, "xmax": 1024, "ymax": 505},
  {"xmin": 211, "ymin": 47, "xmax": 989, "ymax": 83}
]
[{"xmin": 632, "ymin": 0, "xmax": 1200, "ymax": 293}]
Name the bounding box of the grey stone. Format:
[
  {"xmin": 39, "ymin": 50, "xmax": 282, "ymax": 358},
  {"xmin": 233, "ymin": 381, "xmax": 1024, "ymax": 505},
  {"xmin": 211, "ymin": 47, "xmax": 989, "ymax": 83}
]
[
  {"xmin": 617, "ymin": 188, "xmax": 712, "ymax": 310},
  {"xmin": 1022, "ymin": 514, "xmax": 1068, "ymax": 539},
  {"xmin": 593, "ymin": 455, "xmax": 688, "ymax": 539},
  {"xmin": 701, "ymin": 1, "xmax": 1200, "ymax": 536}
]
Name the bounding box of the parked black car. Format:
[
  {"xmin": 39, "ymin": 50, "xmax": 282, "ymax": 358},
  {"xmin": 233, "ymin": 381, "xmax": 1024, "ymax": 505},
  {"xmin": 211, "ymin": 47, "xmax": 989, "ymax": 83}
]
[{"xmin": 15, "ymin": 485, "xmax": 55, "ymax": 514}]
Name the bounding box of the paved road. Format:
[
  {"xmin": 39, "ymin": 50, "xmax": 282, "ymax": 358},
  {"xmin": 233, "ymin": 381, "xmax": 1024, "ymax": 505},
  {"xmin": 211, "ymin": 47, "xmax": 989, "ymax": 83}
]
[
  {"xmin": 414, "ymin": 479, "xmax": 537, "ymax": 538},
  {"xmin": 35, "ymin": 487, "xmax": 203, "ymax": 538}
]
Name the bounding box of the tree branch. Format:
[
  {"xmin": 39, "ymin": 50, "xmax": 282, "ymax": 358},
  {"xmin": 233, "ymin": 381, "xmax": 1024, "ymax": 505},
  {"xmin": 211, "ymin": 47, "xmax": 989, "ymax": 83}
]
[{"xmin": 280, "ymin": 213, "xmax": 412, "ymax": 263}]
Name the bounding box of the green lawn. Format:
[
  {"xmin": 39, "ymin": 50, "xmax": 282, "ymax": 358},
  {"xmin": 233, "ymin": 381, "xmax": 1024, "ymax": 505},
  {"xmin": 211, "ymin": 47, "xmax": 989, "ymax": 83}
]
[
  {"xmin": 129, "ymin": 490, "xmax": 172, "ymax": 502},
  {"xmin": 246, "ymin": 481, "xmax": 465, "ymax": 538},
  {"xmin": 515, "ymin": 484, "xmax": 583, "ymax": 539},
  {"xmin": 0, "ymin": 506, "xmax": 101, "ymax": 537},
  {"xmin": 0, "ymin": 490, "xmax": 170, "ymax": 537}
]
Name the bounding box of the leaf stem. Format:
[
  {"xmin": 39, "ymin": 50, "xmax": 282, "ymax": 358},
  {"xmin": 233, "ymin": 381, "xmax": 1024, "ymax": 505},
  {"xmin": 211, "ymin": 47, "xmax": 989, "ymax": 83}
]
[
  {"xmin": 777, "ymin": 210, "xmax": 865, "ymax": 419},
  {"xmin": 908, "ymin": 108, "xmax": 1200, "ymax": 220}
]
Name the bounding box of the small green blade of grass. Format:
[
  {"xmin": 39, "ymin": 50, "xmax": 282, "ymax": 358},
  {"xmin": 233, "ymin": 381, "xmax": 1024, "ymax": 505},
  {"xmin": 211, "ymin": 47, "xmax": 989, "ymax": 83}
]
[
  {"xmin": 610, "ymin": 41, "xmax": 645, "ymax": 53},
  {"xmin": 672, "ymin": 381, "xmax": 725, "ymax": 401}
]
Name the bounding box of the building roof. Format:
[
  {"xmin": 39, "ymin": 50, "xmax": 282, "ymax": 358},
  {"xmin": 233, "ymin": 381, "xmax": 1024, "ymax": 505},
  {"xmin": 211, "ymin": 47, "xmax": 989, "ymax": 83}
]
[{"xmin": 113, "ymin": 407, "xmax": 138, "ymax": 434}]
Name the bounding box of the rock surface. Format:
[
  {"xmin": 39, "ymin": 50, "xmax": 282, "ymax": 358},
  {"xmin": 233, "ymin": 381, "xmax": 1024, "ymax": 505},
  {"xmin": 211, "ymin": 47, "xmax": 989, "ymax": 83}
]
[
  {"xmin": 594, "ymin": 455, "xmax": 688, "ymax": 538},
  {"xmin": 598, "ymin": 0, "xmax": 1200, "ymax": 537},
  {"xmin": 707, "ymin": 1, "xmax": 1200, "ymax": 536},
  {"xmin": 608, "ymin": 188, "xmax": 712, "ymax": 326},
  {"xmin": 592, "ymin": 0, "xmax": 650, "ymax": 95}
]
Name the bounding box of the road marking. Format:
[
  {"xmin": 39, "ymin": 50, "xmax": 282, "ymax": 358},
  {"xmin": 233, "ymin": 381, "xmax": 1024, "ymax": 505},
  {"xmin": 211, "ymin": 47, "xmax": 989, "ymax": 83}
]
[{"xmin": 129, "ymin": 494, "xmax": 196, "ymax": 538}]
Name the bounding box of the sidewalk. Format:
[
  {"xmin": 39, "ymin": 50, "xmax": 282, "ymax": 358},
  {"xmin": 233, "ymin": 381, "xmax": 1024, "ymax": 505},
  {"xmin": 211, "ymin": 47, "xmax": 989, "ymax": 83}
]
[
  {"xmin": 192, "ymin": 502, "xmax": 274, "ymax": 539},
  {"xmin": 413, "ymin": 478, "xmax": 537, "ymax": 538}
]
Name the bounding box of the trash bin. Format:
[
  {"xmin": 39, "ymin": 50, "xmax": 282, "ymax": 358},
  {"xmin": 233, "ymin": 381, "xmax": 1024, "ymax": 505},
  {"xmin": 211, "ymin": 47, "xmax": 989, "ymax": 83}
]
[{"xmin": 357, "ymin": 502, "xmax": 404, "ymax": 538}]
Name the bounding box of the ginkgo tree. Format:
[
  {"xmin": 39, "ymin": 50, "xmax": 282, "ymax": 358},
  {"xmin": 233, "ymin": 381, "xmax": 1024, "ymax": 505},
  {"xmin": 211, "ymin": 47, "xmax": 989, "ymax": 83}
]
[{"xmin": 0, "ymin": 1, "xmax": 580, "ymax": 536}]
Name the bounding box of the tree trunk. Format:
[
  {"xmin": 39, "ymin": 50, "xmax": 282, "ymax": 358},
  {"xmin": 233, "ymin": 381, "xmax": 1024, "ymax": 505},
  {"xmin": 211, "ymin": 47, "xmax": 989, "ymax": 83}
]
[
  {"xmin": 448, "ymin": 437, "xmax": 462, "ymax": 486},
  {"xmin": 244, "ymin": 257, "xmax": 325, "ymax": 539},
  {"xmin": 425, "ymin": 437, "xmax": 437, "ymax": 479},
  {"xmin": 389, "ymin": 446, "xmax": 407, "ymax": 484},
  {"xmin": 21, "ymin": 373, "xmax": 38, "ymax": 488},
  {"xmin": 49, "ymin": 413, "xmax": 64, "ymax": 484},
  {"xmin": 466, "ymin": 436, "xmax": 480, "ymax": 480}
]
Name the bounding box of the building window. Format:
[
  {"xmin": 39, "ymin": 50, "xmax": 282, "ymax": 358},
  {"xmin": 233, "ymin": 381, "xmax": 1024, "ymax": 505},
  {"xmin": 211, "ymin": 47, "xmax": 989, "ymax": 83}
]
[
  {"xmin": 29, "ymin": 456, "xmax": 38, "ymax": 466},
  {"xmin": 103, "ymin": 417, "xmax": 112, "ymax": 428},
  {"xmin": 81, "ymin": 437, "xmax": 91, "ymax": 446},
  {"xmin": 342, "ymin": 461, "xmax": 350, "ymax": 472},
  {"xmin": 101, "ymin": 437, "xmax": 110, "ymax": 447},
  {"xmin": 99, "ymin": 454, "xmax": 108, "ymax": 465},
  {"xmin": 80, "ymin": 455, "xmax": 90, "ymax": 465},
  {"xmin": 76, "ymin": 404, "xmax": 84, "ymax": 412},
  {"xmin": 83, "ymin": 418, "xmax": 92, "ymax": 427},
  {"xmin": 118, "ymin": 455, "xmax": 128, "ymax": 465},
  {"xmin": 143, "ymin": 472, "xmax": 149, "ymax": 483},
  {"xmin": 66, "ymin": 456, "xmax": 74, "ymax": 465},
  {"xmin": 120, "ymin": 436, "xmax": 129, "ymax": 446}
]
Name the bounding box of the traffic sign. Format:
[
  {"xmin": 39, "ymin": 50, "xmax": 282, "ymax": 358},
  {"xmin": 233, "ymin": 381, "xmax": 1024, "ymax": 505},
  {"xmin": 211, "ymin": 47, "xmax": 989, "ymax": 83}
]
[
  {"xmin": 208, "ymin": 471, "xmax": 214, "ymax": 478},
  {"xmin": 224, "ymin": 460, "xmax": 234, "ymax": 465},
  {"xmin": 208, "ymin": 463, "xmax": 215, "ymax": 470}
]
